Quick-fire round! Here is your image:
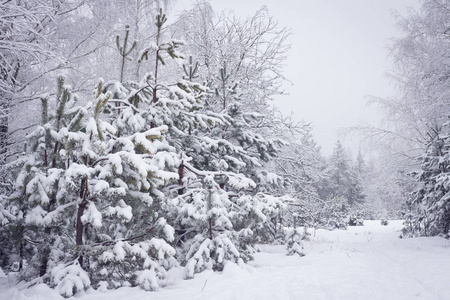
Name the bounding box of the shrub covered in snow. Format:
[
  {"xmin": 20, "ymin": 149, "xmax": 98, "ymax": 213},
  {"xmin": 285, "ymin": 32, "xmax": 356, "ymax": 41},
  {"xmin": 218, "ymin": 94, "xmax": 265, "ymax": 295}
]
[
  {"xmin": 51, "ymin": 261, "xmax": 90, "ymax": 297},
  {"xmin": 348, "ymin": 217, "xmax": 364, "ymax": 226},
  {"xmin": 322, "ymin": 196, "xmax": 350, "ymax": 229},
  {"xmin": 184, "ymin": 234, "xmax": 241, "ymax": 279},
  {"xmin": 284, "ymin": 227, "xmax": 305, "ymax": 257}
]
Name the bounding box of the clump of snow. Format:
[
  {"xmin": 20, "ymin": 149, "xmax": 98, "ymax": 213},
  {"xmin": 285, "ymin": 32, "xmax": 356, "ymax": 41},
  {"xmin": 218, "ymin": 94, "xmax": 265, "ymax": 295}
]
[
  {"xmin": 106, "ymin": 199, "xmax": 132, "ymax": 222},
  {"xmin": 24, "ymin": 205, "xmax": 47, "ymax": 226},
  {"xmin": 136, "ymin": 269, "xmax": 159, "ymax": 291},
  {"xmin": 96, "ymin": 281, "xmax": 109, "ymax": 292},
  {"xmin": 81, "ymin": 202, "xmax": 102, "ymax": 228}
]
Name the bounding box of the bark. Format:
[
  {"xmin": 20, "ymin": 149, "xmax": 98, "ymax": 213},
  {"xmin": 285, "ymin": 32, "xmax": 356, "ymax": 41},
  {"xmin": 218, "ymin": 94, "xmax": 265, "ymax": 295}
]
[
  {"xmin": 178, "ymin": 162, "xmax": 184, "ymax": 195},
  {"xmin": 39, "ymin": 227, "xmax": 51, "ymax": 276},
  {"xmin": 76, "ymin": 177, "xmax": 88, "ymax": 267},
  {"xmin": 76, "ymin": 201, "xmax": 87, "ymax": 267},
  {"xmin": 0, "ymin": 101, "xmax": 9, "ymax": 166}
]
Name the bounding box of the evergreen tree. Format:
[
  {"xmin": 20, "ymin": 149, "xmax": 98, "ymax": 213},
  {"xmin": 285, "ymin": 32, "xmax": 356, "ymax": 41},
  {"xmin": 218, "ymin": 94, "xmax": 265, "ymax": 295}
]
[
  {"xmin": 0, "ymin": 6, "xmax": 299, "ymax": 295},
  {"xmin": 173, "ymin": 2, "xmax": 291, "ymax": 194},
  {"xmin": 322, "ymin": 196, "xmax": 350, "ymax": 229},
  {"xmin": 404, "ymin": 125, "xmax": 450, "ymax": 237},
  {"xmin": 4, "ymin": 76, "xmax": 180, "ymax": 295},
  {"xmin": 284, "ymin": 213, "xmax": 307, "ymax": 256},
  {"xmin": 313, "ymin": 141, "xmax": 366, "ymax": 227},
  {"xmin": 97, "ymin": 9, "xmax": 288, "ymax": 283},
  {"xmin": 322, "ymin": 141, "xmax": 365, "ymax": 207}
]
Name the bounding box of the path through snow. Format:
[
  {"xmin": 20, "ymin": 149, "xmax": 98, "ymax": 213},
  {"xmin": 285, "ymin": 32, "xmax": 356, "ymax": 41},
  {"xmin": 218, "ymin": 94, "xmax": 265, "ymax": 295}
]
[{"xmin": 1, "ymin": 220, "xmax": 449, "ymax": 300}]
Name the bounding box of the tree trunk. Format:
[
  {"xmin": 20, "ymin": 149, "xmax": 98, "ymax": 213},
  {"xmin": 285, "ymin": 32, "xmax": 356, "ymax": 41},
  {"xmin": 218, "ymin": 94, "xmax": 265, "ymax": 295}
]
[
  {"xmin": 0, "ymin": 101, "xmax": 9, "ymax": 166},
  {"xmin": 209, "ymin": 218, "xmax": 213, "ymax": 240},
  {"xmin": 76, "ymin": 201, "xmax": 86, "ymax": 267},
  {"xmin": 39, "ymin": 227, "xmax": 51, "ymax": 276},
  {"xmin": 76, "ymin": 177, "xmax": 88, "ymax": 267},
  {"xmin": 178, "ymin": 162, "xmax": 184, "ymax": 195}
]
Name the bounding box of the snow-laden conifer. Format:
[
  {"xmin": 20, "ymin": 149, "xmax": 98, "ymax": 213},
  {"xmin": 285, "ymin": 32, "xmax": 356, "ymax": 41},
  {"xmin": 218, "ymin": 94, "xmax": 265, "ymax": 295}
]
[
  {"xmin": 404, "ymin": 125, "xmax": 450, "ymax": 237},
  {"xmin": 1, "ymin": 8, "xmax": 298, "ymax": 293},
  {"xmin": 4, "ymin": 76, "xmax": 179, "ymax": 294}
]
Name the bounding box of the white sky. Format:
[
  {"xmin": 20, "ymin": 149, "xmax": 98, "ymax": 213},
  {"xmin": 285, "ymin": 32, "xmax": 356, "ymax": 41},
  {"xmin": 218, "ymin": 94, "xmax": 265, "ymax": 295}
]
[{"xmin": 173, "ymin": 0, "xmax": 418, "ymax": 156}]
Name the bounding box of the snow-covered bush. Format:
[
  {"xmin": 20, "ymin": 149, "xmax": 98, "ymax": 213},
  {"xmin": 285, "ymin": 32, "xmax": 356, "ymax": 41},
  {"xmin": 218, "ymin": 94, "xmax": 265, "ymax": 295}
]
[
  {"xmin": 284, "ymin": 227, "xmax": 305, "ymax": 257},
  {"xmin": 51, "ymin": 261, "xmax": 90, "ymax": 298},
  {"xmin": 348, "ymin": 216, "xmax": 364, "ymax": 226},
  {"xmin": 283, "ymin": 213, "xmax": 309, "ymax": 257},
  {"xmin": 322, "ymin": 196, "xmax": 350, "ymax": 229},
  {"xmin": 233, "ymin": 193, "xmax": 287, "ymax": 246},
  {"xmin": 184, "ymin": 234, "xmax": 240, "ymax": 279},
  {"xmin": 93, "ymin": 236, "xmax": 177, "ymax": 291}
]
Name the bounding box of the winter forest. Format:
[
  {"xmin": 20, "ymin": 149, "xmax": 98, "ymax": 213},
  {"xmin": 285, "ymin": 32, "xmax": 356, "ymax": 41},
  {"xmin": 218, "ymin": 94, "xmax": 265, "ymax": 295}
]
[{"xmin": 0, "ymin": 0, "xmax": 450, "ymax": 299}]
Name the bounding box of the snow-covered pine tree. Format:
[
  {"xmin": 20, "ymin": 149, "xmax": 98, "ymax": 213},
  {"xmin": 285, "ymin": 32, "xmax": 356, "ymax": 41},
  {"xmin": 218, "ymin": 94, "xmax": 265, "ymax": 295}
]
[
  {"xmin": 284, "ymin": 213, "xmax": 307, "ymax": 256},
  {"xmin": 173, "ymin": 2, "xmax": 290, "ymax": 195},
  {"xmin": 349, "ymin": 151, "xmax": 378, "ymax": 222},
  {"xmin": 330, "ymin": 141, "xmax": 365, "ymax": 206},
  {"xmin": 5, "ymin": 78, "xmax": 87, "ymax": 281},
  {"xmin": 166, "ymin": 66, "xmax": 289, "ymax": 276},
  {"xmin": 322, "ymin": 196, "xmax": 350, "ymax": 229},
  {"xmin": 73, "ymin": 81, "xmax": 178, "ymax": 293},
  {"xmin": 96, "ymin": 10, "xmax": 288, "ymax": 280},
  {"xmin": 404, "ymin": 125, "xmax": 450, "ymax": 237},
  {"xmin": 5, "ymin": 76, "xmax": 179, "ymax": 295},
  {"xmin": 2, "ymin": 8, "xmax": 296, "ymax": 292},
  {"xmin": 168, "ymin": 4, "xmax": 311, "ymax": 253}
]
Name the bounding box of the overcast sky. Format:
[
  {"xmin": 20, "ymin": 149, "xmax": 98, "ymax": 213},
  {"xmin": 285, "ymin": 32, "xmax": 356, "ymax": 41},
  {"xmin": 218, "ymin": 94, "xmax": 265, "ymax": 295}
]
[{"xmin": 174, "ymin": 0, "xmax": 418, "ymax": 156}]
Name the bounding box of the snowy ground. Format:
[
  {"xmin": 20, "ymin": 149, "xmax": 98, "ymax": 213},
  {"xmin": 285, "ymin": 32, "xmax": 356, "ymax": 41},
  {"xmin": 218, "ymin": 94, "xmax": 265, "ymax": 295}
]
[{"xmin": 1, "ymin": 220, "xmax": 450, "ymax": 300}]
